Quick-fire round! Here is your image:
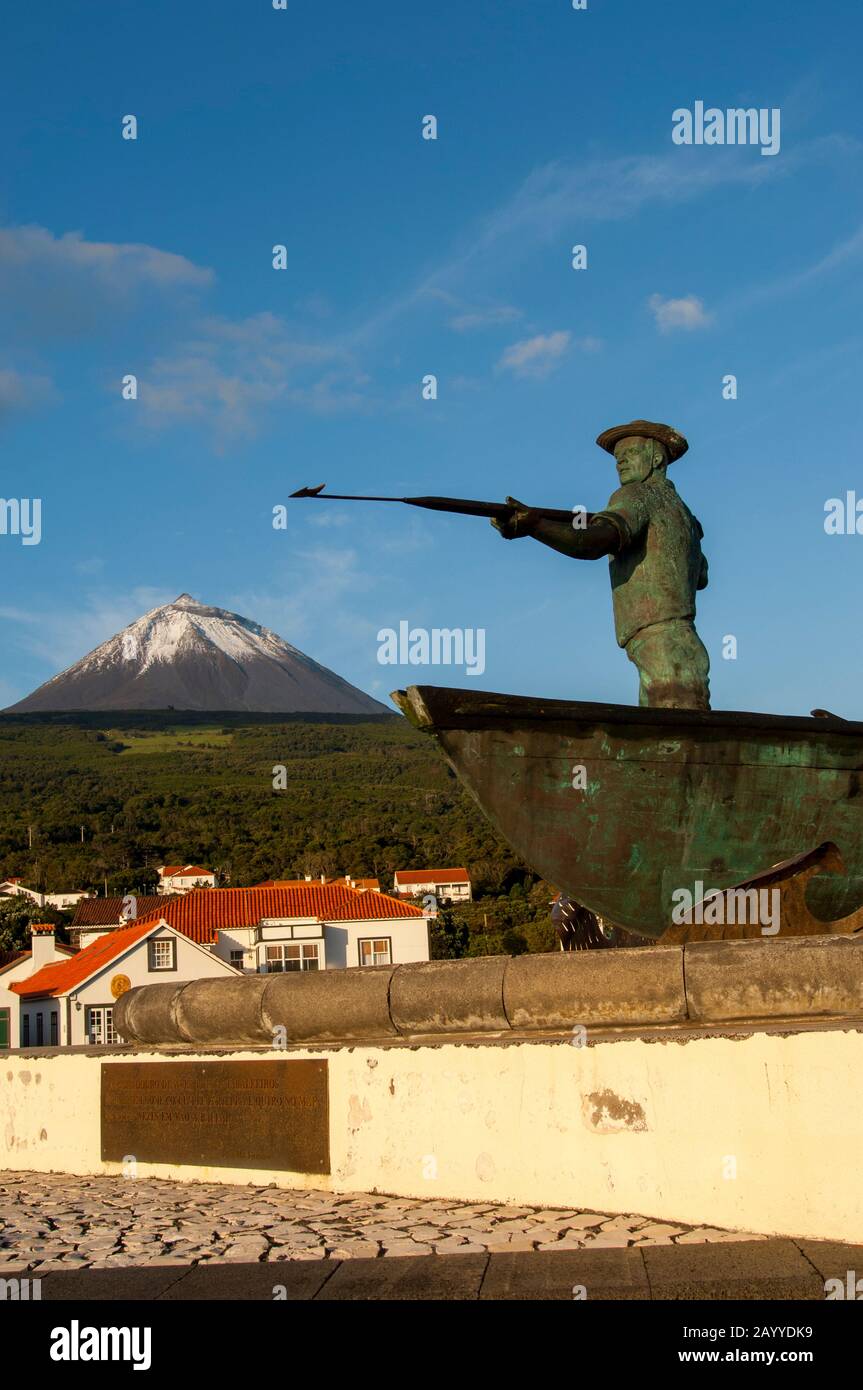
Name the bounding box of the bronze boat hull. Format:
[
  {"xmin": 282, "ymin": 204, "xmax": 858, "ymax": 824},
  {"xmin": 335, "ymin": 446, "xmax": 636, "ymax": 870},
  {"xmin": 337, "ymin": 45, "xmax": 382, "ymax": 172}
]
[{"xmin": 392, "ymin": 686, "xmax": 863, "ymax": 939}]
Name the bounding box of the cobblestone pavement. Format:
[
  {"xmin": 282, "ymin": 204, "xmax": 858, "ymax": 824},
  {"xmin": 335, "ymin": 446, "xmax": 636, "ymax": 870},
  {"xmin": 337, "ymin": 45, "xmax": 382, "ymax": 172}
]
[{"xmin": 0, "ymin": 1173, "xmax": 764, "ymax": 1271}]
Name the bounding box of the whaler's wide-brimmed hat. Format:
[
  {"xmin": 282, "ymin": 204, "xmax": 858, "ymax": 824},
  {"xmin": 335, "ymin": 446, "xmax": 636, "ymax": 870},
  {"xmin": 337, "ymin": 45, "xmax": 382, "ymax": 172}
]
[{"xmin": 596, "ymin": 420, "xmax": 689, "ymax": 463}]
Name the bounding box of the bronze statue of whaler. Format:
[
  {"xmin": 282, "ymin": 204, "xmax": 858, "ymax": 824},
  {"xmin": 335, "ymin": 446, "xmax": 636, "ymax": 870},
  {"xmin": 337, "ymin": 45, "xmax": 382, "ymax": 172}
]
[
  {"xmin": 291, "ymin": 419, "xmax": 711, "ymax": 710},
  {"xmin": 490, "ymin": 420, "xmax": 710, "ymax": 710}
]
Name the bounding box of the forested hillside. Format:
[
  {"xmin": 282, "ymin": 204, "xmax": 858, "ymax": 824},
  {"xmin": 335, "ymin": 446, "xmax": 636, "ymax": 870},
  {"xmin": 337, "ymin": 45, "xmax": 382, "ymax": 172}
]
[{"xmin": 0, "ymin": 711, "xmax": 521, "ymax": 897}]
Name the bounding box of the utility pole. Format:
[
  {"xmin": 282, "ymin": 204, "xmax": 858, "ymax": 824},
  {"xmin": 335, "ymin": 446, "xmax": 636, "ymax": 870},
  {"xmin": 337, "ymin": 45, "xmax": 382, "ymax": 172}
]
[
  {"xmin": 28, "ymin": 825, "xmax": 33, "ymax": 850},
  {"xmin": 80, "ymin": 825, "xmax": 85, "ymax": 843}
]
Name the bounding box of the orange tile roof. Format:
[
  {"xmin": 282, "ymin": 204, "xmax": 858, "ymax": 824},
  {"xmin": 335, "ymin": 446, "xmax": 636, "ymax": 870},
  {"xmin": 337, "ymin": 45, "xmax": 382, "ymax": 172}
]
[
  {"xmin": 394, "ymin": 868, "xmax": 470, "ymax": 885},
  {"xmin": 135, "ymin": 885, "xmax": 425, "ymax": 945},
  {"xmin": 11, "ymin": 919, "xmax": 158, "ymax": 1000},
  {"xmin": 161, "ymin": 865, "xmax": 212, "ymax": 878}
]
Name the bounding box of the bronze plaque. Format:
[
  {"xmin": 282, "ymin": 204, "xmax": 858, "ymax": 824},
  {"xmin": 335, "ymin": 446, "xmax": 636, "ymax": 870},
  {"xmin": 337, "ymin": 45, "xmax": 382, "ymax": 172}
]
[{"xmin": 101, "ymin": 1060, "xmax": 329, "ymax": 1173}]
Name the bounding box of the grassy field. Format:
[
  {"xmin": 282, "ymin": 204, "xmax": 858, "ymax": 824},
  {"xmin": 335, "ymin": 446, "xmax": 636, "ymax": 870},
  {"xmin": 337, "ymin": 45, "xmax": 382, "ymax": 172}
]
[{"xmin": 108, "ymin": 727, "xmax": 237, "ymax": 754}]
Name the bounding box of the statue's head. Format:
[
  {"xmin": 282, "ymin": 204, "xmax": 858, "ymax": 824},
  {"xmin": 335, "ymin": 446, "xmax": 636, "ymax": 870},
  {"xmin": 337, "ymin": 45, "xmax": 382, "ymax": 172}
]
[
  {"xmin": 595, "ymin": 420, "xmax": 688, "ymax": 484},
  {"xmin": 613, "ymin": 435, "xmax": 667, "ymax": 486}
]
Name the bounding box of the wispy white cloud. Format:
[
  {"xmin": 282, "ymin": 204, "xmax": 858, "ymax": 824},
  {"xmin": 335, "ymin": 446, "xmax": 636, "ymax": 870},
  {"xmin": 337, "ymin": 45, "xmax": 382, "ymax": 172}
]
[
  {"xmin": 0, "ymin": 226, "xmax": 212, "ymax": 290},
  {"xmin": 722, "ymin": 218, "xmax": 863, "ymax": 319},
  {"xmin": 138, "ymin": 312, "xmax": 371, "ymax": 437},
  {"xmin": 0, "ymin": 224, "xmax": 213, "ymax": 343},
  {"xmin": 418, "ymin": 148, "xmax": 815, "ymax": 294},
  {"xmin": 648, "ymin": 293, "xmax": 712, "ymax": 333},
  {"xmin": 497, "ymin": 330, "xmax": 571, "ymax": 379},
  {"xmin": 345, "ymin": 137, "xmax": 851, "ymax": 353}
]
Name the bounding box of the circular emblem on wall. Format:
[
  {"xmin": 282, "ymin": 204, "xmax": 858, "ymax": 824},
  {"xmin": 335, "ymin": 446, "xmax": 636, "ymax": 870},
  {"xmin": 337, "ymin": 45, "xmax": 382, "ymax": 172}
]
[{"xmin": 110, "ymin": 974, "xmax": 131, "ymax": 999}]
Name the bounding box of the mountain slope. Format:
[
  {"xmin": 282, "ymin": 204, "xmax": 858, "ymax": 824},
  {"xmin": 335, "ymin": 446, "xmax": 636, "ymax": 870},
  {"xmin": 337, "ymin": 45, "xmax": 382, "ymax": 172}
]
[{"xmin": 7, "ymin": 594, "xmax": 390, "ymax": 715}]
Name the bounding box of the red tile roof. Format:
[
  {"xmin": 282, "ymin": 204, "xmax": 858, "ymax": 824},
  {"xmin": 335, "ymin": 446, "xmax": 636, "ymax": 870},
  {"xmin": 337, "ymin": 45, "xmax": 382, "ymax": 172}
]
[
  {"xmin": 253, "ymin": 879, "xmax": 321, "ymax": 889},
  {"xmin": 71, "ymin": 895, "xmax": 168, "ymax": 928},
  {"xmin": 160, "ymin": 865, "xmax": 213, "ymax": 878},
  {"xmin": 394, "ymin": 868, "xmax": 470, "ymax": 886},
  {"xmin": 135, "ymin": 885, "xmax": 425, "ymax": 945},
  {"xmin": 11, "ymin": 920, "xmax": 158, "ymax": 1000}
]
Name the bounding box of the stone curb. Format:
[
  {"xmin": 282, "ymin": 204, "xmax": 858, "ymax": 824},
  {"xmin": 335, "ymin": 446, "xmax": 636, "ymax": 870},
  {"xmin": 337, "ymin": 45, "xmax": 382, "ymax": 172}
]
[
  {"xmin": 113, "ymin": 935, "xmax": 863, "ymax": 1046},
  {"xmin": 684, "ymin": 934, "xmax": 863, "ymax": 1022},
  {"xmin": 29, "ymin": 1238, "xmax": 843, "ymax": 1301}
]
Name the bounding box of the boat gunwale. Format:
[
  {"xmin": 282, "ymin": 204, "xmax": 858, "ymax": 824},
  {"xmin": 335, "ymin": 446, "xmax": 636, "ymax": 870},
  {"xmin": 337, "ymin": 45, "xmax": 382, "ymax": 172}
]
[{"xmin": 393, "ymin": 686, "xmax": 863, "ymax": 741}]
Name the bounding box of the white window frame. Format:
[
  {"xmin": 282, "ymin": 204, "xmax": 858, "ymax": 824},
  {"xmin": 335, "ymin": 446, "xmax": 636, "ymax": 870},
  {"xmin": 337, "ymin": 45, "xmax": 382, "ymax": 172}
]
[
  {"xmin": 148, "ymin": 937, "xmax": 176, "ymax": 971},
  {"xmin": 264, "ymin": 942, "xmax": 320, "ymax": 973},
  {"xmin": 87, "ymin": 1006, "xmax": 116, "ymax": 1046},
  {"xmin": 358, "ymin": 937, "xmax": 392, "ymax": 967}
]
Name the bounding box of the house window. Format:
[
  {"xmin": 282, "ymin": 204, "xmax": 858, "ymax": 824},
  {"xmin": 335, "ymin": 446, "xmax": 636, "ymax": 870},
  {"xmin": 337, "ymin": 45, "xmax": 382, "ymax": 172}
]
[
  {"xmin": 36, "ymin": 1013, "xmax": 44, "ymax": 1046},
  {"xmin": 87, "ymin": 1007, "xmax": 116, "ymax": 1046},
  {"xmin": 50, "ymin": 1012, "xmax": 58, "ymax": 1046},
  {"xmin": 148, "ymin": 938, "xmax": 176, "ymax": 971},
  {"xmin": 230, "ymin": 950, "xmax": 245, "ymax": 970},
  {"xmin": 265, "ymin": 943, "xmax": 319, "ymax": 973},
  {"xmin": 22, "ymin": 1015, "xmax": 29, "ymax": 1046},
  {"xmin": 359, "ymin": 938, "xmax": 392, "ymax": 967},
  {"xmin": 0, "ymin": 1009, "xmax": 9, "ymax": 1048}
]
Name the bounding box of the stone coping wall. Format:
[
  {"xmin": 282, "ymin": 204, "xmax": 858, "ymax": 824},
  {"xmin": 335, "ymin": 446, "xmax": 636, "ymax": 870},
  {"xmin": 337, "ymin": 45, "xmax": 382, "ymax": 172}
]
[{"xmin": 115, "ymin": 935, "xmax": 863, "ymax": 1047}]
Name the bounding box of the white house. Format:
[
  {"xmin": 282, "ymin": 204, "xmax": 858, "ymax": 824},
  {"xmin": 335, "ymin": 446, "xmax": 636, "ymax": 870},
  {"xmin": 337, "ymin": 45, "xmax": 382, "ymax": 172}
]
[
  {"xmin": 0, "ymin": 927, "xmax": 75, "ymax": 1048},
  {"xmin": 0, "ymin": 880, "xmax": 91, "ymax": 911},
  {"xmin": 10, "ymin": 920, "xmax": 238, "ymax": 1047},
  {"xmin": 133, "ymin": 883, "xmax": 431, "ymax": 974},
  {"xmin": 393, "ymin": 868, "xmax": 472, "ymax": 904},
  {"xmin": 156, "ymin": 864, "xmax": 217, "ymax": 895}
]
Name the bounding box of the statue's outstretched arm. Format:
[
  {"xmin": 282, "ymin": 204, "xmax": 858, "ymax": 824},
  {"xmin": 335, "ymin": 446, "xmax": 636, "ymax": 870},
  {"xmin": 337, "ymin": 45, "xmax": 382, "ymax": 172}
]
[
  {"xmin": 531, "ymin": 515, "xmax": 620, "ymax": 560},
  {"xmin": 492, "ymin": 498, "xmax": 620, "ymax": 560}
]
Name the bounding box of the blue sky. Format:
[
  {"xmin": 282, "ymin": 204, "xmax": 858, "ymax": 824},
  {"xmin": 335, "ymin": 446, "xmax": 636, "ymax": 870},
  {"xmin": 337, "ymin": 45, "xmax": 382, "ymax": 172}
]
[{"xmin": 2, "ymin": 0, "xmax": 862, "ymax": 715}]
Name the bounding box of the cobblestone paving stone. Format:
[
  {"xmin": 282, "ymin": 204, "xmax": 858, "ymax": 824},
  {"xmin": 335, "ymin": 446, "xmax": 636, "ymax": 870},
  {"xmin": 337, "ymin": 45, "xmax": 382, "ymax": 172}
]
[{"xmin": 0, "ymin": 1172, "xmax": 765, "ymax": 1268}]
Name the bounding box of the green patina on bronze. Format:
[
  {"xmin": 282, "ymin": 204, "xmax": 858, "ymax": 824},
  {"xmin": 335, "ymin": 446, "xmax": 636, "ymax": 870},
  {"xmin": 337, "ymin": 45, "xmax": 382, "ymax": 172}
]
[
  {"xmin": 392, "ymin": 687, "xmax": 863, "ymax": 940},
  {"xmin": 492, "ymin": 421, "xmax": 710, "ymax": 709}
]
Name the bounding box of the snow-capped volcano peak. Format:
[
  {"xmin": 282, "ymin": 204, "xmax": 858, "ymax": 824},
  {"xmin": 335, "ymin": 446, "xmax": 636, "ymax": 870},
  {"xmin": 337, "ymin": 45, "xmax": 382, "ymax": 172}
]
[
  {"xmin": 8, "ymin": 595, "xmax": 389, "ymax": 715},
  {"xmin": 102, "ymin": 594, "xmax": 305, "ymax": 675}
]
